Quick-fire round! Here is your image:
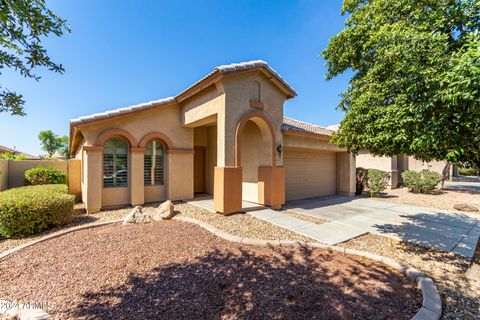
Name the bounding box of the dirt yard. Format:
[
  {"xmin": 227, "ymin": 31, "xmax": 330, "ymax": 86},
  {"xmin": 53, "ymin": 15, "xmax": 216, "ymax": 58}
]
[{"xmin": 0, "ymin": 221, "xmax": 421, "ymax": 320}]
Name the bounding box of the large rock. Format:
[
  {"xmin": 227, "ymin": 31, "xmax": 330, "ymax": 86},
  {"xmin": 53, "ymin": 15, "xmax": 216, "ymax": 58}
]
[
  {"xmin": 152, "ymin": 200, "xmax": 174, "ymax": 220},
  {"xmin": 123, "ymin": 206, "xmax": 152, "ymax": 224},
  {"xmin": 454, "ymin": 203, "xmax": 479, "ymax": 212}
]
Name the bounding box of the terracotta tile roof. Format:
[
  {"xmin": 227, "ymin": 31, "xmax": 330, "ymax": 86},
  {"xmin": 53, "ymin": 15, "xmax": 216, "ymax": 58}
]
[
  {"xmin": 70, "ymin": 60, "xmax": 296, "ymax": 126},
  {"xmin": 282, "ymin": 117, "xmax": 333, "ymax": 137}
]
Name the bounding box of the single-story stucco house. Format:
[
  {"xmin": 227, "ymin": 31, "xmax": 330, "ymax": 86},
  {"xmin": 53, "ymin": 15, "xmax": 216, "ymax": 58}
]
[{"xmin": 69, "ymin": 61, "xmax": 355, "ymax": 214}]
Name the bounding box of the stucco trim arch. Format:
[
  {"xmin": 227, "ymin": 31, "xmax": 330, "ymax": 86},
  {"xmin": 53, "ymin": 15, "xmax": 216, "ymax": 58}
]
[
  {"xmin": 138, "ymin": 132, "xmax": 174, "ymax": 150},
  {"xmin": 235, "ymin": 111, "xmax": 276, "ymax": 167},
  {"xmin": 95, "ymin": 128, "xmax": 137, "ymax": 147}
]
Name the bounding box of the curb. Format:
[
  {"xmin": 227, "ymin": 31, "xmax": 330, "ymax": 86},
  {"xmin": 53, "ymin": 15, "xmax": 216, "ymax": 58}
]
[
  {"xmin": 173, "ymin": 215, "xmax": 442, "ymax": 320},
  {"xmin": 0, "ymin": 219, "xmax": 123, "ymax": 320},
  {"xmin": 0, "ymin": 216, "xmax": 441, "ymax": 320}
]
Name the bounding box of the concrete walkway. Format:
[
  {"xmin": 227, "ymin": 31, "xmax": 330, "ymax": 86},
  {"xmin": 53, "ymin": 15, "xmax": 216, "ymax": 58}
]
[
  {"xmin": 285, "ymin": 196, "xmax": 480, "ymax": 258},
  {"xmin": 187, "ymin": 195, "xmax": 480, "ymax": 258}
]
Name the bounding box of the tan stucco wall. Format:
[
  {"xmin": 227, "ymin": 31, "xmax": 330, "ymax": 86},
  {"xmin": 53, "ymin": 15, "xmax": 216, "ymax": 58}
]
[
  {"xmin": 283, "ymin": 134, "xmax": 346, "ymax": 153},
  {"xmin": 240, "ymin": 120, "xmax": 272, "ymax": 203},
  {"xmin": 102, "ymin": 187, "xmax": 129, "ymax": 207},
  {"xmin": 356, "ymin": 151, "xmax": 394, "ymax": 172},
  {"xmin": 145, "ymin": 185, "xmax": 166, "ymax": 203},
  {"xmin": 77, "ymin": 104, "xmax": 194, "ymax": 212},
  {"xmin": 336, "ymin": 152, "xmax": 356, "ymax": 195},
  {"xmin": 407, "ymin": 157, "xmax": 448, "ymax": 176},
  {"xmin": 182, "ymin": 85, "xmax": 223, "ymax": 127},
  {"xmin": 0, "ymin": 160, "xmax": 8, "ymax": 192},
  {"xmin": 68, "ymin": 159, "xmax": 82, "ymax": 201},
  {"xmin": 355, "ymin": 151, "xmax": 399, "ymax": 188},
  {"xmin": 206, "ymin": 126, "xmax": 217, "ymax": 194},
  {"xmin": 8, "ymin": 160, "xmax": 68, "ymax": 188},
  {"xmin": 167, "ymin": 152, "xmax": 194, "ymax": 200},
  {"xmin": 221, "ymin": 72, "xmax": 287, "ymax": 167}
]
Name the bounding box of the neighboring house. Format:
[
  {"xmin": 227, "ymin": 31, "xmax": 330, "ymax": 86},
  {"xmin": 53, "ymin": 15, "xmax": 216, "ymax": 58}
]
[
  {"xmin": 355, "ymin": 151, "xmax": 451, "ymax": 188},
  {"xmin": 69, "ymin": 61, "xmax": 355, "ymax": 214},
  {"xmin": 0, "ymin": 145, "xmax": 39, "ymax": 160}
]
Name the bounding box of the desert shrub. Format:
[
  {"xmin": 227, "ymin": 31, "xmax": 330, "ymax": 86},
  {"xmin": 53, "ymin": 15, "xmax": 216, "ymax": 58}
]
[
  {"xmin": 356, "ymin": 167, "xmax": 368, "ymax": 195},
  {"xmin": 25, "ymin": 167, "xmax": 66, "ymax": 185},
  {"xmin": 366, "ymin": 169, "xmax": 390, "ymax": 196},
  {"xmin": 402, "ymin": 170, "xmax": 443, "ymax": 193},
  {"xmin": 0, "ymin": 184, "xmax": 74, "ymax": 238},
  {"xmin": 459, "ymin": 166, "xmax": 478, "ymax": 176}
]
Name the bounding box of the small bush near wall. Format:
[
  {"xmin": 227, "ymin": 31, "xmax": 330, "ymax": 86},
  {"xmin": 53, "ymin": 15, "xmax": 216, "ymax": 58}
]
[
  {"xmin": 25, "ymin": 167, "xmax": 66, "ymax": 185},
  {"xmin": 0, "ymin": 184, "xmax": 74, "ymax": 238},
  {"xmin": 459, "ymin": 166, "xmax": 478, "ymax": 176},
  {"xmin": 366, "ymin": 169, "xmax": 390, "ymax": 196},
  {"xmin": 356, "ymin": 167, "xmax": 368, "ymax": 195},
  {"xmin": 402, "ymin": 170, "xmax": 443, "ymax": 193}
]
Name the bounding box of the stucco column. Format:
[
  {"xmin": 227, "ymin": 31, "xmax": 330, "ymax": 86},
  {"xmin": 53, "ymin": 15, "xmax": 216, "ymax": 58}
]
[
  {"xmin": 258, "ymin": 166, "xmax": 285, "ymax": 208},
  {"xmin": 214, "ymin": 166, "xmax": 242, "ymax": 214},
  {"xmin": 336, "ymin": 152, "xmax": 356, "ymax": 195},
  {"xmin": 130, "ymin": 147, "xmax": 144, "ymax": 206},
  {"xmin": 167, "ymin": 150, "xmax": 194, "ymax": 200},
  {"xmin": 83, "ymin": 146, "xmax": 103, "ymax": 214}
]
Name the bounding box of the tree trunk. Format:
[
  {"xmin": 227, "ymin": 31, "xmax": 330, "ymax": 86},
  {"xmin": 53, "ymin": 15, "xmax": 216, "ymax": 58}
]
[{"xmin": 467, "ymin": 237, "xmax": 480, "ymax": 280}]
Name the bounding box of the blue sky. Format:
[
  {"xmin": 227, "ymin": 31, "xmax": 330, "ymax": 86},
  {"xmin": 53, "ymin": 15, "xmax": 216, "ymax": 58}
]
[{"xmin": 1, "ymin": 0, "xmax": 351, "ymax": 155}]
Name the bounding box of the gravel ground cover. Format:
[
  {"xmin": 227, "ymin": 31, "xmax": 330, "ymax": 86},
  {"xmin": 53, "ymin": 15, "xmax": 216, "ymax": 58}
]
[
  {"xmin": 373, "ymin": 187, "xmax": 480, "ymax": 212},
  {"xmin": 279, "ymin": 210, "xmax": 328, "ymax": 224},
  {"xmin": 175, "ymin": 202, "xmax": 314, "ymax": 242},
  {"xmin": 339, "ymin": 233, "xmax": 480, "ymax": 319},
  {"xmin": 0, "ymin": 221, "xmax": 421, "ymax": 319}
]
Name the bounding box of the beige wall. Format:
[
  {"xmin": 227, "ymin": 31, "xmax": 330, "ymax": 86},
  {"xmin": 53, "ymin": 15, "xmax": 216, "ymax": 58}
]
[
  {"xmin": 8, "ymin": 160, "xmax": 68, "ymax": 188},
  {"xmin": 336, "ymin": 152, "xmax": 356, "ymax": 195},
  {"xmin": 0, "ymin": 159, "xmax": 81, "ymax": 199},
  {"xmin": 0, "ymin": 160, "xmax": 8, "ymax": 192},
  {"xmin": 221, "ymin": 72, "xmax": 287, "ymax": 167},
  {"xmin": 407, "ymin": 157, "xmax": 448, "ymax": 176},
  {"xmin": 355, "ymin": 151, "xmax": 398, "ymax": 188}
]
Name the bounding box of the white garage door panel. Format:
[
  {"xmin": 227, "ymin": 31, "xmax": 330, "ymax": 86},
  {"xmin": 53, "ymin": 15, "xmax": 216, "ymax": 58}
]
[{"xmin": 284, "ymin": 150, "xmax": 336, "ymax": 201}]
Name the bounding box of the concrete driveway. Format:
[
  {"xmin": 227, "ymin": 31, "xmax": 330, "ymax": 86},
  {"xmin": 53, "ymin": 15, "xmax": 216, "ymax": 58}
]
[{"xmin": 285, "ymin": 195, "xmax": 480, "ymax": 258}]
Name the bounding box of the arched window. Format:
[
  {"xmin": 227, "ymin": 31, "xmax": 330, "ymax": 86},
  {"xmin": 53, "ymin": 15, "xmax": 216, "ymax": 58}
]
[
  {"xmin": 103, "ymin": 138, "xmax": 128, "ymax": 187},
  {"xmin": 144, "ymin": 140, "xmax": 165, "ymax": 185}
]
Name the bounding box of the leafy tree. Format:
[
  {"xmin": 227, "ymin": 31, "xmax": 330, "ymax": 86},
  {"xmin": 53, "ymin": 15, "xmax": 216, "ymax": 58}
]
[
  {"xmin": 38, "ymin": 130, "xmax": 62, "ymax": 157},
  {"xmin": 322, "ymin": 0, "xmax": 480, "ymax": 168},
  {"xmin": 0, "ymin": 0, "xmax": 69, "ymax": 115},
  {"xmin": 58, "ymin": 135, "xmax": 69, "ymax": 158}
]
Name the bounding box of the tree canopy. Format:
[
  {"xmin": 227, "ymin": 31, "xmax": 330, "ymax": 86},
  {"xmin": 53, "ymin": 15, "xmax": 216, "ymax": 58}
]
[
  {"xmin": 38, "ymin": 130, "xmax": 63, "ymax": 157},
  {"xmin": 323, "ymin": 0, "xmax": 480, "ymax": 167},
  {"xmin": 0, "ymin": 0, "xmax": 69, "ymax": 115}
]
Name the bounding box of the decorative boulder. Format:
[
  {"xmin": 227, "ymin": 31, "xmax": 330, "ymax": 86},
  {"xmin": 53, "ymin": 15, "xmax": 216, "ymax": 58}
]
[
  {"xmin": 123, "ymin": 206, "xmax": 152, "ymax": 224},
  {"xmin": 152, "ymin": 200, "xmax": 174, "ymax": 220},
  {"xmin": 454, "ymin": 203, "xmax": 479, "ymax": 212}
]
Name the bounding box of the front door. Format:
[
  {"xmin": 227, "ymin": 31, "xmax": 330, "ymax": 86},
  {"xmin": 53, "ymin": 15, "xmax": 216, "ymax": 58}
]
[{"xmin": 194, "ymin": 147, "xmax": 205, "ymax": 193}]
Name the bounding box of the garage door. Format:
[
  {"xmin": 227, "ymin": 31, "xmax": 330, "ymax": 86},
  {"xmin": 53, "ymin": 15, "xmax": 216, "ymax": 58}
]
[{"xmin": 284, "ymin": 149, "xmax": 336, "ymax": 201}]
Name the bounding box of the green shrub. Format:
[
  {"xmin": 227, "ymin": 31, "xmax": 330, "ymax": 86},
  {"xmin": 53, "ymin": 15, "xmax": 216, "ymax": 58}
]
[
  {"xmin": 366, "ymin": 169, "xmax": 390, "ymax": 196},
  {"xmin": 402, "ymin": 170, "xmax": 443, "ymax": 193},
  {"xmin": 0, "ymin": 184, "xmax": 74, "ymax": 238},
  {"xmin": 459, "ymin": 167, "xmax": 478, "ymax": 176},
  {"xmin": 356, "ymin": 167, "xmax": 368, "ymax": 195},
  {"xmin": 25, "ymin": 167, "xmax": 66, "ymax": 185}
]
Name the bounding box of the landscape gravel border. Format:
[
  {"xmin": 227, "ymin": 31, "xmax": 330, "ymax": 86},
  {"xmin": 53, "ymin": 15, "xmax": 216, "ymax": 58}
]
[{"xmin": 0, "ymin": 216, "xmax": 441, "ymax": 320}]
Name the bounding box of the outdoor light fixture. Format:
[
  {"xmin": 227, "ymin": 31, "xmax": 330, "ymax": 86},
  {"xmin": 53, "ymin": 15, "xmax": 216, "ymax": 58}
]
[{"xmin": 277, "ymin": 144, "xmax": 283, "ymax": 156}]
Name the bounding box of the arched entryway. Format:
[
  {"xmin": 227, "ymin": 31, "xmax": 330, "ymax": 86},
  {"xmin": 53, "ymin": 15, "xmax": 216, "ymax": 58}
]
[
  {"xmin": 238, "ymin": 119, "xmax": 273, "ymax": 203},
  {"xmin": 233, "ymin": 112, "xmax": 284, "ymax": 208}
]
